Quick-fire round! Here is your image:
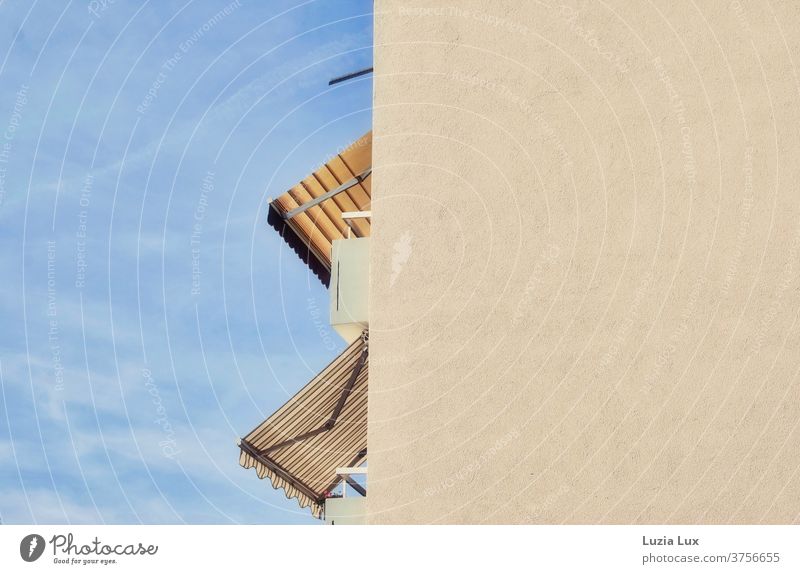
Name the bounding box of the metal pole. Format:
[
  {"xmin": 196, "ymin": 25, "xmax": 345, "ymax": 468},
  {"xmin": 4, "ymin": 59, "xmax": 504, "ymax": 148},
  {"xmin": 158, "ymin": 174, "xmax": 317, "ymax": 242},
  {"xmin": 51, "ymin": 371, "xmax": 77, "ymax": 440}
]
[
  {"xmin": 328, "ymin": 67, "xmax": 373, "ymax": 86},
  {"xmin": 280, "ymin": 168, "xmax": 372, "ymax": 220}
]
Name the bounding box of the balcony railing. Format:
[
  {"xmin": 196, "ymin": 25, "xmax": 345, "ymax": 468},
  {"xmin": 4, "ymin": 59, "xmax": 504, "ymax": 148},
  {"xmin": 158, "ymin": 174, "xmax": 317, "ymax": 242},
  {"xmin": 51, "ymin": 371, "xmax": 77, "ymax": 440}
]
[{"xmin": 324, "ymin": 467, "xmax": 366, "ymax": 525}]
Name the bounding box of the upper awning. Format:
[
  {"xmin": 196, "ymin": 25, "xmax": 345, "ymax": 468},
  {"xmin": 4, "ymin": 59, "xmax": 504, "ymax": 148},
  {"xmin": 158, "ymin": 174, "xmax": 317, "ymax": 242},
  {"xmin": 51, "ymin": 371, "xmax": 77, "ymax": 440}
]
[
  {"xmin": 268, "ymin": 131, "xmax": 372, "ymax": 287},
  {"xmin": 238, "ymin": 332, "xmax": 368, "ymax": 518}
]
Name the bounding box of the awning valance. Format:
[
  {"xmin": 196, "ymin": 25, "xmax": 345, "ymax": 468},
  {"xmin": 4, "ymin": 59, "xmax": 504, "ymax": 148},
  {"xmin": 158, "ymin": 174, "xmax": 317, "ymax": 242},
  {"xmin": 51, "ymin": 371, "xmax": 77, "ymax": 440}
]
[
  {"xmin": 268, "ymin": 131, "xmax": 372, "ymax": 287},
  {"xmin": 239, "ymin": 332, "xmax": 368, "ymax": 518}
]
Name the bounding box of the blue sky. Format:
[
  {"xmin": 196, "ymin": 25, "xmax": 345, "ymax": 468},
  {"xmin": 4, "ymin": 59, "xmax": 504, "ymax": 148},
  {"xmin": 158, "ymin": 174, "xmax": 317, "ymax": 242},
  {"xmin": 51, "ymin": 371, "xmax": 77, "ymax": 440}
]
[{"xmin": 0, "ymin": 0, "xmax": 372, "ymax": 524}]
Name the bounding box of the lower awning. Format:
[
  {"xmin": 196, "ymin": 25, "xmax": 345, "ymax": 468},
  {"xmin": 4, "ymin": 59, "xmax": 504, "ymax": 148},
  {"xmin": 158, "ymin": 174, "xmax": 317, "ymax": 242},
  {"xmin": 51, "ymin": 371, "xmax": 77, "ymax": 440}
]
[{"xmin": 238, "ymin": 332, "xmax": 368, "ymax": 518}]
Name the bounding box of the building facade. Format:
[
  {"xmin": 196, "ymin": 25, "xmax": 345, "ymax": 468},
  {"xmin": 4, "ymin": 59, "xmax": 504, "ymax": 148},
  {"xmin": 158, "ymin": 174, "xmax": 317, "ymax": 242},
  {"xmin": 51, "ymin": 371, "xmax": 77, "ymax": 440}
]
[{"xmin": 366, "ymin": 0, "xmax": 800, "ymax": 523}]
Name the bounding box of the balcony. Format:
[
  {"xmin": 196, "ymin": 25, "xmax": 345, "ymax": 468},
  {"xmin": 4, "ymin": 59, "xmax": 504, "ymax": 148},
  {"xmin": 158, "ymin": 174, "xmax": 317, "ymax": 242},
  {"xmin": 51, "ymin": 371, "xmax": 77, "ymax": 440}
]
[
  {"xmin": 324, "ymin": 467, "xmax": 367, "ymax": 525},
  {"xmin": 330, "ymin": 236, "xmax": 369, "ymax": 344}
]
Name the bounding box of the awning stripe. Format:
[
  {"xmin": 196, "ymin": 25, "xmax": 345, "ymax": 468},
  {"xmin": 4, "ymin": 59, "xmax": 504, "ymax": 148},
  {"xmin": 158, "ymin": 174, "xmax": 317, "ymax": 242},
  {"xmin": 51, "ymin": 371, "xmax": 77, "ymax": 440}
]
[
  {"xmin": 239, "ymin": 333, "xmax": 368, "ymax": 518},
  {"xmin": 269, "ymin": 131, "xmax": 371, "ymax": 286}
]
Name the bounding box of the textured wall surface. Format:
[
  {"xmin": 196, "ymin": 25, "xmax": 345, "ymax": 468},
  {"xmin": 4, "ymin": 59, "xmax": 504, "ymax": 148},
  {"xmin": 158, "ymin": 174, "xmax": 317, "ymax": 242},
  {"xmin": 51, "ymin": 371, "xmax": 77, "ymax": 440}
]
[{"xmin": 367, "ymin": 0, "xmax": 800, "ymax": 523}]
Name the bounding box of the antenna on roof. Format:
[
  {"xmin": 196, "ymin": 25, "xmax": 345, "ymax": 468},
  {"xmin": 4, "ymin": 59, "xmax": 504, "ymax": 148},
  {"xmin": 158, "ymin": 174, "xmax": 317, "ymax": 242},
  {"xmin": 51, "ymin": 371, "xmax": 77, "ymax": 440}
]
[{"xmin": 328, "ymin": 67, "xmax": 373, "ymax": 86}]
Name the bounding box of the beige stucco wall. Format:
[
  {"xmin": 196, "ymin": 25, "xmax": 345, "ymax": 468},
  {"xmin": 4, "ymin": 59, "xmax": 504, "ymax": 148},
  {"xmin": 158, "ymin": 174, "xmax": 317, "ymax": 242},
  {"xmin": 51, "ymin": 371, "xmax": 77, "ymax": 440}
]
[{"xmin": 367, "ymin": 0, "xmax": 800, "ymax": 523}]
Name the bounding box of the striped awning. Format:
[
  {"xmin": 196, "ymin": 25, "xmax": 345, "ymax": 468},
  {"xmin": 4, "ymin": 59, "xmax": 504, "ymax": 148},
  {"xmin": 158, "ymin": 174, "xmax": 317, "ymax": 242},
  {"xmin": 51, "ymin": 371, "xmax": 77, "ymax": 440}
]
[
  {"xmin": 238, "ymin": 332, "xmax": 368, "ymax": 518},
  {"xmin": 267, "ymin": 131, "xmax": 372, "ymax": 286}
]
